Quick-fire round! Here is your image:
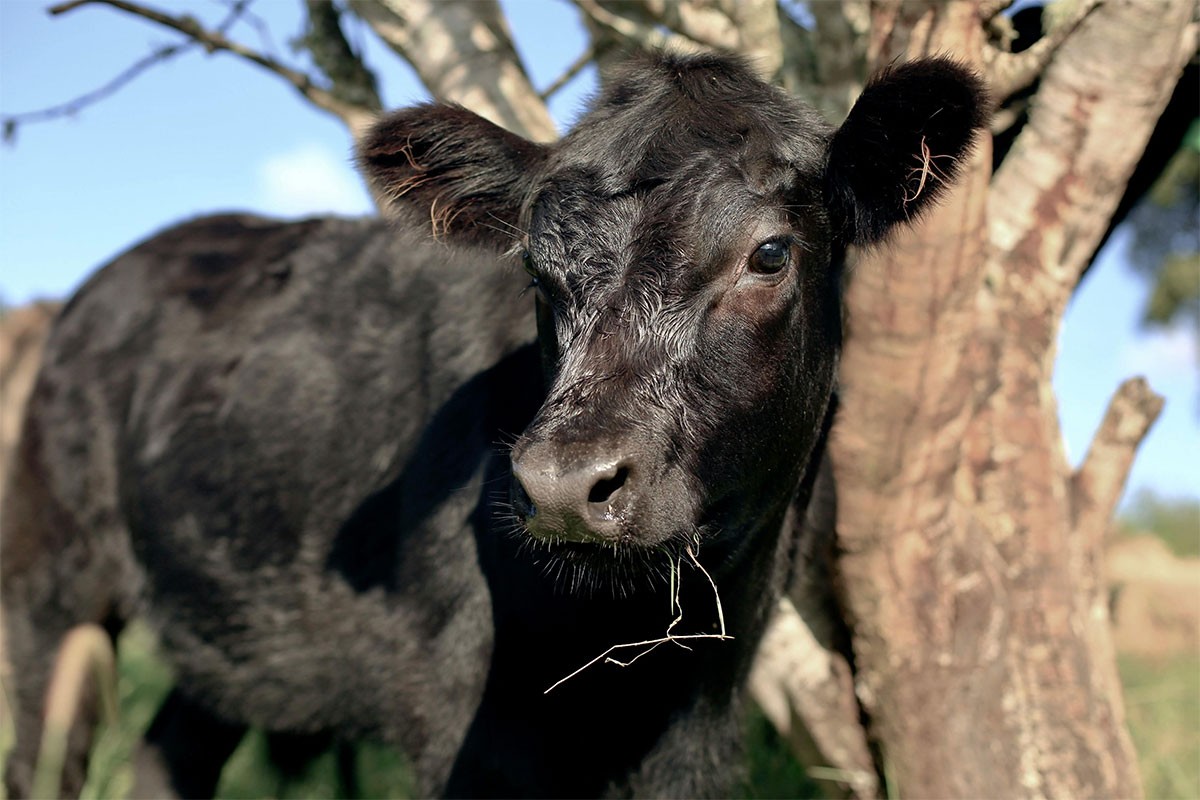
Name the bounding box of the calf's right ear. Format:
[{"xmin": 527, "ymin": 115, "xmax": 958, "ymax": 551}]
[
  {"xmin": 825, "ymin": 58, "xmax": 989, "ymax": 246},
  {"xmin": 357, "ymin": 104, "xmax": 548, "ymax": 250}
]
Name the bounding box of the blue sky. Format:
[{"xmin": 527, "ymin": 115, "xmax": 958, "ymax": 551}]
[{"xmin": 1, "ymin": 0, "xmax": 1195, "ymax": 505}]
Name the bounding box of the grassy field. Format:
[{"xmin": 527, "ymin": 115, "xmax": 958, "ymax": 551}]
[
  {"xmin": 1120, "ymin": 651, "xmax": 1200, "ymax": 800},
  {"xmin": 1115, "ymin": 493, "xmax": 1200, "ymax": 799}
]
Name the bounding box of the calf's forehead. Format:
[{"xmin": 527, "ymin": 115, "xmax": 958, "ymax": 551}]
[
  {"xmin": 527, "ymin": 66, "xmax": 834, "ymax": 267},
  {"xmin": 526, "ymin": 152, "xmax": 829, "ymax": 309},
  {"xmin": 528, "ymin": 163, "xmax": 807, "ymax": 285},
  {"xmin": 564, "ymin": 54, "xmax": 832, "ymax": 169}
]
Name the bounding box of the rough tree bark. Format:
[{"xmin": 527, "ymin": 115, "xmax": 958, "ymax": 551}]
[{"xmin": 830, "ymin": 1, "xmax": 1191, "ymax": 797}]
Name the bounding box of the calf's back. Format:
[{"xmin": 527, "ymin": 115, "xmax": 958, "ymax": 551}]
[{"xmin": 2, "ymin": 213, "xmax": 538, "ymax": 795}]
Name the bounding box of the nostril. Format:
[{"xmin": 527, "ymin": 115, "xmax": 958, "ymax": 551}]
[
  {"xmin": 587, "ymin": 465, "xmax": 630, "ymax": 506},
  {"xmin": 511, "ymin": 473, "xmax": 537, "ymax": 519}
]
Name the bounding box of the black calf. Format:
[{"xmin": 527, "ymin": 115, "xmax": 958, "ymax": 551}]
[{"xmin": 2, "ymin": 52, "xmax": 985, "ymax": 798}]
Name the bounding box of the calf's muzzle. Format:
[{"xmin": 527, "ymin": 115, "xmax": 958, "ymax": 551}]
[{"xmin": 510, "ymin": 442, "xmax": 637, "ymax": 543}]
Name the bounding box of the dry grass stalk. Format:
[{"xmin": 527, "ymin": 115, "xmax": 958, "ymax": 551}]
[
  {"xmin": 30, "ymin": 624, "xmax": 117, "ymax": 800},
  {"xmin": 544, "ymin": 542, "xmax": 732, "ymax": 694}
]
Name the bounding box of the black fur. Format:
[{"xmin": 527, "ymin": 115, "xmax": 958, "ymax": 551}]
[
  {"xmin": 2, "ymin": 52, "xmax": 986, "ymax": 798},
  {"xmin": 359, "ymin": 105, "xmax": 548, "ymax": 249},
  {"xmin": 827, "ymin": 57, "xmax": 988, "ymax": 245}
]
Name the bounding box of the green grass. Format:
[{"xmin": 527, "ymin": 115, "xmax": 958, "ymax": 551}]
[
  {"xmin": 80, "ymin": 623, "xmax": 173, "ymax": 800},
  {"xmin": 741, "ymin": 708, "xmax": 827, "ymax": 799},
  {"xmin": 217, "ymin": 731, "xmax": 415, "ymax": 799},
  {"xmin": 1119, "ymin": 490, "xmax": 1200, "ymax": 558},
  {"xmin": 1120, "ymin": 651, "xmax": 1200, "ymax": 800}
]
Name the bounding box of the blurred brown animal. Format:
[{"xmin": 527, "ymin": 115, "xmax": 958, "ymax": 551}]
[
  {"xmin": 0, "ymin": 299, "xmax": 59, "ymax": 765},
  {"xmin": 0, "ymin": 301, "xmax": 58, "ymax": 509}
]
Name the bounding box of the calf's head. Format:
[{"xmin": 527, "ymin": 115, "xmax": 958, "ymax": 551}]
[{"xmin": 359, "ymin": 53, "xmax": 985, "ymax": 569}]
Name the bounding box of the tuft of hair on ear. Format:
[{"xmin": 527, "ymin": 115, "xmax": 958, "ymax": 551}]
[
  {"xmin": 826, "ymin": 57, "xmax": 990, "ymax": 246},
  {"xmin": 356, "ymin": 104, "xmax": 548, "ymax": 250}
]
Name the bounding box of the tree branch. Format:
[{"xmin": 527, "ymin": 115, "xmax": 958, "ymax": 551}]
[
  {"xmin": 573, "ymin": 0, "xmax": 785, "ymax": 82},
  {"xmin": 1071, "ymin": 377, "xmax": 1165, "ymax": 543},
  {"xmin": 982, "ymin": 0, "xmax": 1101, "ymax": 103},
  {"xmin": 350, "ymin": 0, "xmax": 556, "ymax": 142},
  {"xmin": 3, "ymin": 0, "xmax": 255, "ymax": 142},
  {"xmin": 721, "ymin": 0, "xmax": 784, "ymax": 81},
  {"xmin": 987, "ymin": 0, "xmax": 1198, "ymax": 314},
  {"xmin": 749, "ymin": 598, "xmax": 878, "ymax": 800},
  {"xmin": 221, "ymin": 0, "xmax": 281, "ymax": 60},
  {"xmin": 2, "ymin": 41, "xmax": 188, "ymax": 143},
  {"xmin": 632, "ymin": 0, "xmax": 738, "ymax": 50},
  {"xmin": 47, "ymin": 0, "xmax": 377, "ymax": 136},
  {"xmin": 539, "ymin": 43, "xmax": 605, "ymax": 103},
  {"xmin": 794, "ymin": 0, "xmax": 868, "ymax": 121},
  {"xmin": 570, "ymin": 0, "xmax": 711, "ymax": 56},
  {"xmin": 297, "ymin": 0, "xmax": 382, "ymax": 113}
]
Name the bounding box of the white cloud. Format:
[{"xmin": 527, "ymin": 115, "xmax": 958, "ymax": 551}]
[
  {"xmin": 1118, "ymin": 323, "xmax": 1199, "ymax": 377},
  {"xmin": 256, "ymin": 143, "xmax": 373, "ymax": 217}
]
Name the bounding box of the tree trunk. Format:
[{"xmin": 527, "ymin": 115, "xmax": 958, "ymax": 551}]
[{"xmin": 831, "ymin": 1, "xmax": 1191, "ymax": 796}]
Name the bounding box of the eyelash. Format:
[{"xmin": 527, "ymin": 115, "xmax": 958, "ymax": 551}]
[{"xmin": 521, "ymin": 249, "xmax": 541, "ymax": 292}]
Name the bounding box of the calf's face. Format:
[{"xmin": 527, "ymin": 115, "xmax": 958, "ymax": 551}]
[{"xmin": 359, "ymin": 54, "xmax": 985, "ymax": 570}]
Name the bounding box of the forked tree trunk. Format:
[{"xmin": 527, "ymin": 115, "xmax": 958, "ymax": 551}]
[{"xmin": 830, "ymin": 1, "xmax": 1191, "ymax": 796}]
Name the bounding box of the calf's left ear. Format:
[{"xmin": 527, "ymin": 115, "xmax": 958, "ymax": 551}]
[
  {"xmin": 825, "ymin": 58, "xmax": 989, "ymax": 246},
  {"xmin": 357, "ymin": 104, "xmax": 549, "ymax": 250}
]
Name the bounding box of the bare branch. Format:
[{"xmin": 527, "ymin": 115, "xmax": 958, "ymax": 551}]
[
  {"xmin": 221, "ymin": 0, "xmax": 282, "ymax": 60},
  {"xmin": 570, "ymin": 0, "xmax": 782, "ymax": 82},
  {"xmin": 539, "ymin": 43, "xmax": 605, "ymax": 103},
  {"xmin": 2, "ymin": 0, "xmax": 254, "ymax": 141},
  {"xmin": 983, "ymin": 0, "xmax": 1101, "ymax": 103},
  {"xmin": 657, "ymin": 0, "xmax": 739, "ymax": 50},
  {"xmin": 988, "ymin": 95, "xmax": 1027, "ymax": 136},
  {"xmin": 0, "ymin": 302, "xmax": 59, "ymax": 510},
  {"xmin": 2, "ymin": 41, "xmax": 188, "ymax": 142},
  {"xmin": 47, "ymin": 0, "xmax": 377, "ymax": 136},
  {"xmin": 297, "ymin": 0, "xmax": 382, "ymax": 112},
  {"xmin": 1187, "ymin": 19, "xmax": 1200, "ymax": 60},
  {"xmin": 774, "ymin": 1, "xmax": 866, "ymax": 121},
  {"xmin": 570, "ymin": 0, "xmax": 710, "ymax": 56},
  {"xmin": 351, "ymin": 0, "xmax": 556, "ymax": 142},
  {"xmin": 213, "ymin": 0, "xmax": 252, "ymax": 36},
  {"xmin": 1071, "ymin": 377, "xmax": 1165, "ymax": 543}
]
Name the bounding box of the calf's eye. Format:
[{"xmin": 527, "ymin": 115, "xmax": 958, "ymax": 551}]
[
  {"xmin": 522, "ymin": 249, "xmax": 540, "ymax": 286},
  {"xmin": 749, "ymin": 240, "xmax": 790, "ymax": 274}
]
